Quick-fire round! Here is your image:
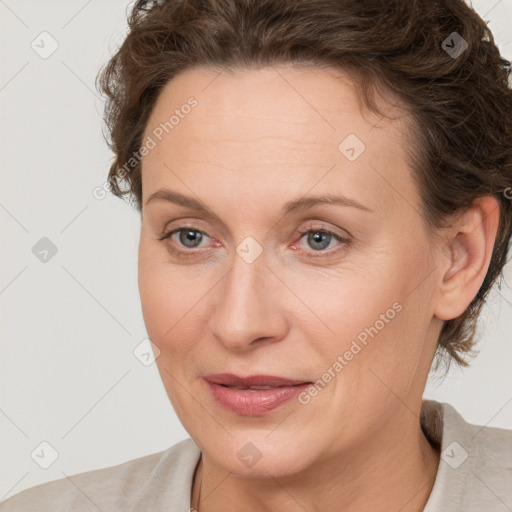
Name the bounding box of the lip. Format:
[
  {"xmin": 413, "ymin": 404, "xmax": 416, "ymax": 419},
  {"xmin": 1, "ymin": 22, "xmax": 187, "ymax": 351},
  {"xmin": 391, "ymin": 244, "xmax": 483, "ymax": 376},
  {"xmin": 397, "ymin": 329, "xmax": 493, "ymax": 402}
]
[
  {"xmin": 203, "ymin": 373, "xmax": 312, "ymax": 416},
  {"xmin": 204, "ymin": 373, "xmax": 310, "ymax": 387}
]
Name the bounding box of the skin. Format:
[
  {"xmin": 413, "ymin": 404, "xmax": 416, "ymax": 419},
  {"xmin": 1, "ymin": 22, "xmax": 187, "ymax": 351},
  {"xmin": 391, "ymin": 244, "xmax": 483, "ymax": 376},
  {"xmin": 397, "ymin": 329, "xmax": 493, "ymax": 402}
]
[{"xmin": 137, "ymin": 65, "xmax": 500, "ymax": 511}]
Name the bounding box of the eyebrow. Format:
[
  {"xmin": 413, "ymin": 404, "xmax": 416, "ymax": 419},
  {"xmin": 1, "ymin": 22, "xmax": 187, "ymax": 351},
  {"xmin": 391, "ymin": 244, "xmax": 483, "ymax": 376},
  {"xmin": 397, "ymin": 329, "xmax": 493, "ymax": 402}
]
[{"xmin": 145, "ymin": 189, "xmax": 373, "ymax": 216}]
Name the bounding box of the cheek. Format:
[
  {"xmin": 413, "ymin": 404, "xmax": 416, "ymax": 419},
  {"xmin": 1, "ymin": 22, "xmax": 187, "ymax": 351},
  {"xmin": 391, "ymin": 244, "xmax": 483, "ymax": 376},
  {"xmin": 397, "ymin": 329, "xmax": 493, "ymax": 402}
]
[
  {"xmin": 138, "ymin": 264, "xmax": 167, "ymax": 338},
  {"xmin": 138, "ymin": 241, "xmax": 207, "ymax": 367},
  {"xmin": 289, "ymin": 262, "xmax": 401, "ymax": 350},
  {"xmin": 297, "ymin": 249, "xmax": 429, "ymax": 384},
  {"xmin": 138, "ymin": 240, "xmax": 182, "ymax": 342},
  {"xmin": 138, "ymin": 252, "xmax": 208, "ymax": 430}
]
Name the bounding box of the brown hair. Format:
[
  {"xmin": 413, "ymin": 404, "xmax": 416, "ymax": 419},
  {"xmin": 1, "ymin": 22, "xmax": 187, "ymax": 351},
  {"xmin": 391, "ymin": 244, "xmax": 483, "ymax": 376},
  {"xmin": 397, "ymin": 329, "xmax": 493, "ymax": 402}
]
[{"xmin": 96, "ymin": 0, "xmax": 512, "ymax": 376}]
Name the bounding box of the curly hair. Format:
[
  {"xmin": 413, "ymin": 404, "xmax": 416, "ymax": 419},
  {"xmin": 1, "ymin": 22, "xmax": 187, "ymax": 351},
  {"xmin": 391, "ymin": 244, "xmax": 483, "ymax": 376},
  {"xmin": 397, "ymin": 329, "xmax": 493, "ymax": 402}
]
[{"xmin": 96, "ymin": 0, "xmax": 512, "ymax": 376}]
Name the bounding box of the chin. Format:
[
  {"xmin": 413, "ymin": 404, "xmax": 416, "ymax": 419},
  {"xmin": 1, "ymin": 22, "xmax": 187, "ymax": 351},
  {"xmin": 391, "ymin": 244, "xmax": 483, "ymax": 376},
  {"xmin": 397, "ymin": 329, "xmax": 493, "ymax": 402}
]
[{"xmin": 202, "ymin": 431, "xmax": 316, "ymax": 478}]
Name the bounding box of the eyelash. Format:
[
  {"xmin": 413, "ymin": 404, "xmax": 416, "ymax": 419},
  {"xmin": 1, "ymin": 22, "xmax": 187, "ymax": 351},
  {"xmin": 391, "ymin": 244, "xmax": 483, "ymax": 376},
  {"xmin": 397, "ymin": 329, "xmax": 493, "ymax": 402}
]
[{"xmin": 158, "ymin": 223, "xmax": 351, "ymax": 259}]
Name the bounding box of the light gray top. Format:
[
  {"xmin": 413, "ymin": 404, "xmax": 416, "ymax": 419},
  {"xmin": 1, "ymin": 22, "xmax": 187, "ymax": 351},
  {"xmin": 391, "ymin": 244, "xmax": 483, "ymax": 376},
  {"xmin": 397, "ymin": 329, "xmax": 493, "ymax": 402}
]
[{"xmin": 1, "ymin": 399, "xmax": 511, "ymax": 511}]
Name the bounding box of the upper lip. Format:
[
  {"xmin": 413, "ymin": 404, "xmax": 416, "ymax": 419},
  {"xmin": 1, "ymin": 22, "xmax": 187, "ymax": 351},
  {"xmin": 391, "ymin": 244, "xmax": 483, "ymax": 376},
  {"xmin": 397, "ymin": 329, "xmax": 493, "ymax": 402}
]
[{"xmin": 204, "ymin": 373, "xmax": 311, "ymax": 387}]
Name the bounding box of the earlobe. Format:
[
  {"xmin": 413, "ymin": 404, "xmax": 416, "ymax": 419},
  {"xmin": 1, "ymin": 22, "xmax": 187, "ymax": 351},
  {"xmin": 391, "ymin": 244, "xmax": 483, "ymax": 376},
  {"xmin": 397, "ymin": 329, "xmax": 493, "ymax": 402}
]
[{"xmin": 433, "ymin": 196, "xmax": 500, "ymax": 321}]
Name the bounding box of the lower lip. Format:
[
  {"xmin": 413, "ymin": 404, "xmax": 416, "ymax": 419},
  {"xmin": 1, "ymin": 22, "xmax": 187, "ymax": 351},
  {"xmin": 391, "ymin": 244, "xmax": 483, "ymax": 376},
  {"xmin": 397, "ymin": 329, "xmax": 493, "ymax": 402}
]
[{"xmin": 204, "ymin": 380, "xmax": 312, "ymax": 416}]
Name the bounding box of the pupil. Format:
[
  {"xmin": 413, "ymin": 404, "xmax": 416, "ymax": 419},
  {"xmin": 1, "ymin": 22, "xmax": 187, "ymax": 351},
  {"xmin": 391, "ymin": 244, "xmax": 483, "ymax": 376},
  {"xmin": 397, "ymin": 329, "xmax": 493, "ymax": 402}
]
[
  {"xmin": 310, "ymin": 231, "xmax": 329, "ymax": 250},
  {"xmin": 181, "ymin": 230, "xmax": 202, "ymax": 247}
]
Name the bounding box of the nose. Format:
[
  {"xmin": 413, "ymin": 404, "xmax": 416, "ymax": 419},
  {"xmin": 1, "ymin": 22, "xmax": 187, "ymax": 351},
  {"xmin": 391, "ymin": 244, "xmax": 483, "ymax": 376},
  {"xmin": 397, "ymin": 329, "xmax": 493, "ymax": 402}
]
[{"xmin": 209, "ymin": 248, "xmax": 289, "ymax": 352}]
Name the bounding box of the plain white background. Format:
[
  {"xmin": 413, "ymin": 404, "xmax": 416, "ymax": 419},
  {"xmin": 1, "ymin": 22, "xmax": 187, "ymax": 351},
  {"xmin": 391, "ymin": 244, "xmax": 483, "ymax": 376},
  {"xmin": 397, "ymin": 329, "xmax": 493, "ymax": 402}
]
[{"xmin": 1, "ymin": 0, "xmax": 511, "ymax": 500}]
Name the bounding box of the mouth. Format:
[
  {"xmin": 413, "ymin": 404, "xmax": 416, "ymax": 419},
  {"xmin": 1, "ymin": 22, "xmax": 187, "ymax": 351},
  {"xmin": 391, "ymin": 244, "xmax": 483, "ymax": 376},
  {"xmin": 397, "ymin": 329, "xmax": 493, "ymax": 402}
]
[{"xmin": 203, "ymin": 373, "xmax": 313, "ymax": 415}]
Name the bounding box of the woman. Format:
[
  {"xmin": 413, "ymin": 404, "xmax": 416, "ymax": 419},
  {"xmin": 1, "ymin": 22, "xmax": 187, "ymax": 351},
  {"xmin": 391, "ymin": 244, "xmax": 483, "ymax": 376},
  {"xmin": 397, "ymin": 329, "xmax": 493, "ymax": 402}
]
[{"xmin": 2, "ymin": 0, "xmax": 511, "ymax": 510}]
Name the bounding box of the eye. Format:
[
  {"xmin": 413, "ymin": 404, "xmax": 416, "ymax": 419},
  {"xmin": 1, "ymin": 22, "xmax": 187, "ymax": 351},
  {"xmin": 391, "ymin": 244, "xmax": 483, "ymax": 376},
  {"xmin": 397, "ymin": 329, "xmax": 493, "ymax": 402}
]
[
  {"xmin": 158, "ymin": 226, "xmax": 212, "ymax": 256},
  {"xmin": 294, "ymin": 223, "xmax": 351, "ymax": 257}
]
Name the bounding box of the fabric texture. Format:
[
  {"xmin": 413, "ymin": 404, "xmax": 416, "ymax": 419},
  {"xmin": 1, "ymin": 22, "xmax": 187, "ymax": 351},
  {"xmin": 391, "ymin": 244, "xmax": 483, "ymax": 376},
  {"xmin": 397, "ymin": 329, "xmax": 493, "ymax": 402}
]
[{"xmin": 1, "ymin": 399, "xmax": 511, "ymax": 511}]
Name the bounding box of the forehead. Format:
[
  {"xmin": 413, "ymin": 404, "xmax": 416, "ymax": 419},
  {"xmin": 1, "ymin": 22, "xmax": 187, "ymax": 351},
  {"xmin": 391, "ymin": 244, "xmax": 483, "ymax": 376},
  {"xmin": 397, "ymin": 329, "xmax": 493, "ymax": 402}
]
[
  {"xmin": 141, "ymin": 65, "xmax": 418, "ymax": 218},
  {"xmin": 143, "ymin": 64, "xmax": 407, "ymax": 141}
]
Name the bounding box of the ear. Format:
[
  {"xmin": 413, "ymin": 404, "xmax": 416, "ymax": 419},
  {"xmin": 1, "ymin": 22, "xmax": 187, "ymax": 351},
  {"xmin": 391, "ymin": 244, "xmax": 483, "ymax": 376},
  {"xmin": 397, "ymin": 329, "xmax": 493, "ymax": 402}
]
[{"xmin": 433, "ymin": 195, "xmax": 500, "ymax": 321}]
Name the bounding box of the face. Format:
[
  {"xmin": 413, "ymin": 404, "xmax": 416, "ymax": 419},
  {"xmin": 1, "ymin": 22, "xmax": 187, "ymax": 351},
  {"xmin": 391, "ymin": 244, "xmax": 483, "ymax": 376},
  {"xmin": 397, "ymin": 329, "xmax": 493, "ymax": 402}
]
[{"xmin": 138, "ymin": 65, "xmax": 444, "ymax": 477}]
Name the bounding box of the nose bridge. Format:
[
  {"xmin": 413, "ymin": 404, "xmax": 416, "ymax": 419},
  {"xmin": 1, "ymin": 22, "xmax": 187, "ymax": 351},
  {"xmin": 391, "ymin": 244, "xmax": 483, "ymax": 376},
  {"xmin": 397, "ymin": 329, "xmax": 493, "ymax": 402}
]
[{"xmin": 210, "ymin": 243, "xmax": 282, "ymax": 350}]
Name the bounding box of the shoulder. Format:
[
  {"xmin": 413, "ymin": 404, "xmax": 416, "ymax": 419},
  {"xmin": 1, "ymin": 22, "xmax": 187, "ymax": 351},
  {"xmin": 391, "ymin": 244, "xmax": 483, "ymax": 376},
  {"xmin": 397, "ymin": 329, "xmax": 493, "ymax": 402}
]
[
  {"xmin": 461, "ymin": 412, "xmax": 512, "ymax": 508},
  {"xmin": 441, "ymin": 400, "xmax": 512, "ymax": 473},
  {"xmin": 423, "ymin": 400, "xmax": 512, "ymax": 510},
  {"xmin": 0, "ymin": 438, "xmax": 201, "ymax": 512}
]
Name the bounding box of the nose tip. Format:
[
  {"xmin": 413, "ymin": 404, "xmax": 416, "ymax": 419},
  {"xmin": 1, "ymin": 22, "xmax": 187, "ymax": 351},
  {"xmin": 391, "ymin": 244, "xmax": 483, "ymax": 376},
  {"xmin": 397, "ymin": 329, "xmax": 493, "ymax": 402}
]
[
  {"xmin": 208, "ymin": 257, "xmax": 288, "ymax": 352},
  {"xmin": 212, "ymin": 322, "xmax": 277, "ymax": 352}
]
